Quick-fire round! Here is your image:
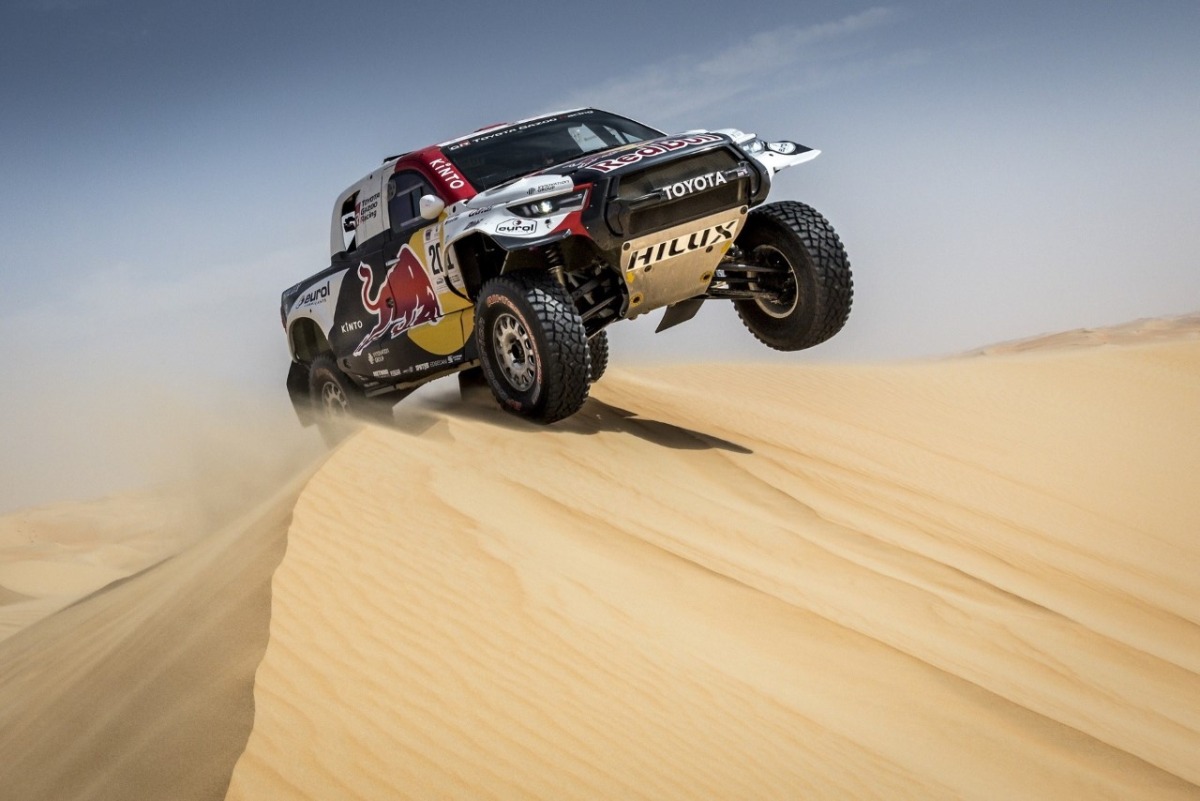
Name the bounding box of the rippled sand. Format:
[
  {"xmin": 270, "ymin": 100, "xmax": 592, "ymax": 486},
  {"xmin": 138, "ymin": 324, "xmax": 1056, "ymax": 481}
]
[{"xmin": 3, "ymin": 319, "xmax": 1198, "ymax": 800}]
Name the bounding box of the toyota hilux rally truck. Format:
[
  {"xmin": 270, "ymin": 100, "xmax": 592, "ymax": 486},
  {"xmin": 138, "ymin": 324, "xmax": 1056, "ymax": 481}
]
[{"xmin": 281, "ymin": 108, "xmax": 852, "ymax": 429}]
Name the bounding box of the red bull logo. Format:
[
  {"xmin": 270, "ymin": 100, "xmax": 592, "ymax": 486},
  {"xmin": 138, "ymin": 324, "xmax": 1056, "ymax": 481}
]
[
  {"xmin": 585, "ymin": 134, "xmax": 723, "ymax": 173},
  {"xmin": 353, "ymin": 246, "xmax": 441, "ymax": 356}
]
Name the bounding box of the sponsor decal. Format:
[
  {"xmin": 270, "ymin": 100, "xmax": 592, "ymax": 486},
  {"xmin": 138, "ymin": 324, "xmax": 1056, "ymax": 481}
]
[
  {"xmin": 368, "ymin": 349, "xmax": 388, "ymax": 365},
  {"xmin": 767, "ymin": 141, "xmax": 798, "ymax": 155},
  {"xmin": 527, "ymin": 179, "xmax": 571, "ymax": 196},
  {"xmin": 426, "ymin": 239, "xmax": 443, "ymax": 271},
  {"xmin": 423, "ymin": 225, "xmax": 464, "ymax": 298},
  {"xmin": 446, "ymin": 116, "xmax": 561, "ymax": 151},
  {"xmin": 660, "ymin": 170, "xmax": 727, "ymax": 200},
  {"xmin": 356, "ymin": 191, "xmax": 381, "ymax": 226},
  {"xmin": 340, "ymin": 320, "xmax": 364, "ymax": 333},
  {"xmin": 585, "ymin": 134, "xmax": 724, "ymax": 174},
  {"xmin": 372, "ymin": 369, "xmax": 390, "ymax": 378},
  {"xmin": 410, "ymin": 354, "xmax": 461, "ymax": 373},
  {"xmin": 353, "ymin": 247, "xmax": 442, "ymax": 356},
  {"xmin": 429, "ymin": 157, "xmax": 467, "ymax": 190},
  {"xmin": 495, "ymin": 218, "xmax": 538, "ymax": 236},
  {"xmin": 295, "ymin": 280, "xmax": 331, "ymax": 309},
  {"xmin": 627, "ymin": 219, "xmax": 738, "ymax": 271}
]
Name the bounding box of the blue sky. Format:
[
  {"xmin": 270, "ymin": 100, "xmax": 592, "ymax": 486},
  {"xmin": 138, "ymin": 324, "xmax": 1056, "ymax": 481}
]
[{"xmin": 1, "ymin": 1, "xmax": 1198, "ymax": 509}]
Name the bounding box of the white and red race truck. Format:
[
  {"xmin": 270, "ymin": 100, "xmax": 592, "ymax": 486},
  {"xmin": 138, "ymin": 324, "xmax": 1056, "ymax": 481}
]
[{"xmin": 281, "ymin": 108, "xmax": 852, "ymax": 428}]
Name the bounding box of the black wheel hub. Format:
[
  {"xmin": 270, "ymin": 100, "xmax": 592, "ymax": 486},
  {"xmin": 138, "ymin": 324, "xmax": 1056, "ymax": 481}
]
[{"xmin": 745, "ymin": 245, "xmax": 799, "ymax": 318}]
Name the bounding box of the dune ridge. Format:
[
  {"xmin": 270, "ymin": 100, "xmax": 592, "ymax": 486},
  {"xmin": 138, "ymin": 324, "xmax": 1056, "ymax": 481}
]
[
  {"xmin": 1, "ymin": 322, "xmax": 1197, "ymax": 800},
  {"xmin": 0, "ymin": 469, "xmax": 316, "ymax": 801},
  {"xmin": 0, "ymin": 490, "xmax": 227, "ymax": 642},
  {"xmin": 223, "ymin": 334, "xmax": 1200, "ymax": 799}
]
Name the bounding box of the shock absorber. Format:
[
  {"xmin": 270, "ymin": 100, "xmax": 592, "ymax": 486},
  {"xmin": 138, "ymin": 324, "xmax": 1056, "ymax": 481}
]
[{"xmin": 544, "ymin": 242, "xmax": 566, "ymax": 286}]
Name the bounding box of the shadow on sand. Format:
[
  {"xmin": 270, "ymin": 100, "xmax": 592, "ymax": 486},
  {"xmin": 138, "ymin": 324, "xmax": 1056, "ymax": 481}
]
[{"xmin": 374, "ymin": 392, "xmax": 752, "ymax": 455}]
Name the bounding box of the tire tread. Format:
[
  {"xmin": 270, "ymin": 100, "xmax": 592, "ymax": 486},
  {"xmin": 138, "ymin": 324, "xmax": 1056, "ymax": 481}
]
[
  {"xmin": 477, "ymin": 273, "xmax": 590, "ymax": 423},
  {"xmin": 734, "ymin": 200, "xmax": 853, "ymax": 350}
]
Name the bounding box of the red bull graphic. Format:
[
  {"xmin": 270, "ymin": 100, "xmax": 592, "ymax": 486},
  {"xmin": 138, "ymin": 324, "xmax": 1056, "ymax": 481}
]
[{"xmin": 353, "ymin": 246, "xmax": 441, "ymax": 356}]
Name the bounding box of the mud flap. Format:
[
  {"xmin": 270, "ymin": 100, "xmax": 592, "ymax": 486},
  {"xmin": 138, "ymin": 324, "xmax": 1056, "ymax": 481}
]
[
  {"xmin": 286, "ymin": 361, "xmax": 315, "ymax": 427},
  {"xmin": 656, "ymin": 298, "xmax": 706, "ymax": 333}
]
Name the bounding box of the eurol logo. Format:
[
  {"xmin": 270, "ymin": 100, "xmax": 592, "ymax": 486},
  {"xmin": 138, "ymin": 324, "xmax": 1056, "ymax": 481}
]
[
  {"xmin": 295, "ymin": 280, "xmax": 331, "ymax": 309},
  {"xmin": 495, "ymin": 218, "xmax": 538, "ymax": 236},
  {"xmin": 584, "ymin": 134, "xmax": 724, "ymax": 174}
]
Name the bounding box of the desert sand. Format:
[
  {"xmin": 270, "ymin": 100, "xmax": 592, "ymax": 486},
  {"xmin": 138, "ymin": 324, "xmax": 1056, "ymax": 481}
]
[{"xmin": 2, "ymin": 317, "xmax": 1198, "ymax": 800}]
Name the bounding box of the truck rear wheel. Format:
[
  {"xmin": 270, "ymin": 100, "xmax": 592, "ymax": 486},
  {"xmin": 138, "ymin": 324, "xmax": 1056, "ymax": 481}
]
[
  {"xmin": 475, "ymin": 273, "xmax": 590, "ymax": 423},
  {"xmin": 733, "ymin": 200, "xmax": 852, "ymax": 351},
  {"xmin": 308, "ymin": 354, "xmax": 360, "ymax": 445}
]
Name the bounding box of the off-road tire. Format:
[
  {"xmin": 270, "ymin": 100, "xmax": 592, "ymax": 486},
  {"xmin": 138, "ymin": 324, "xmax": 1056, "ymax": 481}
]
[
  {"xmin": 475, "ymin": 273, "xmax": 590, "ymax": 423},
  {"xmin": 733, "ymin": 200, "xmax": 852, "ymax": 351},
  {"xmin": 308, "ymin": 354, "xmax": 360, "ymax": 445},
  {"xmin": 587, "ymin": 330, "xmax": 609, "ymax": 384}
]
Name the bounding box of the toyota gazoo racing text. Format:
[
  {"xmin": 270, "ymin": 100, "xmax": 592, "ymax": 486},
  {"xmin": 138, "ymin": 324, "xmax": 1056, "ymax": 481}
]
[{"xmin": 281, "ymin": 108, "xmax": 853, "ymax": 430}]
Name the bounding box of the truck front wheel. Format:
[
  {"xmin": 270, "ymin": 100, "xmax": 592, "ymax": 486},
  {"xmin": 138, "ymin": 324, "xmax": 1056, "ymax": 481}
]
[
  {"xmin": 588, "ymin": 330, "xmax": 609, "ymax": 384},
  {"xmin": 733, "ymin": 200, "xmax": 853, "ymax": 351},
  {"xmin": 475, "ymin": 273, "xmax": 590, "ymax": 423}
]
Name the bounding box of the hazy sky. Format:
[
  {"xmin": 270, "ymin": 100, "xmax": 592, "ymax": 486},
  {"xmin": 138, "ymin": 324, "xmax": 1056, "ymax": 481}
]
[{"xmin": 1, "ymin": 0, "xmax": 1198, "ymax": 509}]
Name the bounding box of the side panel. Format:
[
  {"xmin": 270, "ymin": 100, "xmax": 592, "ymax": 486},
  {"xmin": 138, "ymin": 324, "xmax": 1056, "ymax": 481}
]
[
  {"xmin": 284, "ymin": 270, "xmax": 348, "ymax": 353},
  {"xmin": 329, "ymin": 171, "xmax": 388, "ymax": 258},
  {"xmin": 335, "ymin": 220, "xmax": 476, "ymax": 390}
]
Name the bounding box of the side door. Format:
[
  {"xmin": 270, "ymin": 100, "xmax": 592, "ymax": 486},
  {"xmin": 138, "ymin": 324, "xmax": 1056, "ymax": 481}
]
[
  {"xmin": 361, "ymin": 170, "xmax": 473, "ymax": 379},
  {"xmin": 329, "ymin": 176, "xmax": 392, "ymax": 382}
]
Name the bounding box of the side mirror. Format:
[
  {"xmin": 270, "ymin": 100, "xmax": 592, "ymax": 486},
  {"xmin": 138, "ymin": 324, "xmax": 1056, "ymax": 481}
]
[{"xmin": 419, "ymin": 194, "xmax": 445, "ymax": 220}]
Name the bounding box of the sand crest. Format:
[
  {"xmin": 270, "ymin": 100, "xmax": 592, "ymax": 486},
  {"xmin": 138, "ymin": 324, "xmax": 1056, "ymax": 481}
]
[
  {"xmin": 2, "ymin": 321, "xmax": 1198, "ymax": 800},
  {"xmin": 225, "ymin": 335, "xmax": 1199, "ymax": 799},
  {"xmin": 0, "ymin": 473, "xmax": 313, "ymax": 801}
]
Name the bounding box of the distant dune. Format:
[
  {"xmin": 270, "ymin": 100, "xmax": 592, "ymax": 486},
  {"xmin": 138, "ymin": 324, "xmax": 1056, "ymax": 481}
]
[
  {"xmin": 2, "ymin": 317, "xmax": 1199, "ymax": 800},
  {"xmin": 966, "ymin": 312, "xmax": 1200, "ymax": 355}
]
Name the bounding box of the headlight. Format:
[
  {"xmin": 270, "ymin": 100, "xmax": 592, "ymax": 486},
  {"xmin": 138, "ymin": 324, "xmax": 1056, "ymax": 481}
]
[{"xmin": 511, "ymin": 188, "xmax": 589, "ymax": 218}]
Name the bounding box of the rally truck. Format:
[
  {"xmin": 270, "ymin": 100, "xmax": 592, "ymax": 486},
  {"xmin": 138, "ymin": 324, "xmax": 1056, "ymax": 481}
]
[{"xmin": 281, "ymin": 108, "xmax": 852, "ymax": 429}]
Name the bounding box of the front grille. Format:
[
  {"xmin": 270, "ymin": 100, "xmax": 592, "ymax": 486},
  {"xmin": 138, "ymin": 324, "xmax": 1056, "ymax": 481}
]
[
  {"xmin": 627, "ymin": 182, "xmax": 745, "ymax": 237},
  {"xmin": 614, "ymin": 149, "xmax": 748, "ymax": 238}
]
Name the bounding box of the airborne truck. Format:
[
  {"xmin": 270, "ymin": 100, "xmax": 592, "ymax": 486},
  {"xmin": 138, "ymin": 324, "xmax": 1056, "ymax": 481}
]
[{"xmin": 281, "ymin": 108, "xmax": 852, "ymax": 431}]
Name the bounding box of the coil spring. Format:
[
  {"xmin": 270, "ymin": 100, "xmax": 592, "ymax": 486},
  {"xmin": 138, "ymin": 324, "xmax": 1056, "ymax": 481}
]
[{"xmin": 545, "ymin": 242, "xmax": 566, "ymax": 285}]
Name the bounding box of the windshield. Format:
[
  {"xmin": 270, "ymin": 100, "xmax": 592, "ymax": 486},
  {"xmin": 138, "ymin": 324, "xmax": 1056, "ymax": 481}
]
[{"xmin": 441, "ymin": 109, "xmax": 663, "ymax": 190}]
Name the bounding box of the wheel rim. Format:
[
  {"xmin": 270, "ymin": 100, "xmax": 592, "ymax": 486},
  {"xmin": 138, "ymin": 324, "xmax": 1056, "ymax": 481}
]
[
  {"xmin": 749, "ymin": 244, "xmax": 800, "ymax": 319},
  {"xmin": 493, "ymin": 311, "xmax": 537, "ymax": 391},
  {"xmin": 320, "ymin": 380, "xmax": 350, "ymax": 417}
]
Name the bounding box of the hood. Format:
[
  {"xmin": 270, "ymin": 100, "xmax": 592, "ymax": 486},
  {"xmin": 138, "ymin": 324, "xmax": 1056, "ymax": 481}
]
[{"xmin": 548, "ymin": 132, "xmax": 734, "ymax": 179}]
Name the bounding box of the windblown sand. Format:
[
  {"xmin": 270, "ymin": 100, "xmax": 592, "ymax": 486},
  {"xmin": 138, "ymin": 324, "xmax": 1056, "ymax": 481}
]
[{"xmin": 2, "ymin": 320, "xmax": 1198, "ymax": 800}]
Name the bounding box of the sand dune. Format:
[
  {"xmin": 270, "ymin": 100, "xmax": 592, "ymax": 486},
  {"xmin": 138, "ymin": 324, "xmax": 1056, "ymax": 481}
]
[
  {"xmin": 2, "ymin": 320, "xmax": 1199, "ymax": 799},
  {"xmin": 0, "ymin": 471, "xmax": 314, "ymax": 801},
  {"xmin": 0, "ymin": 490, "xmax": 231, "ymax": 643}
]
